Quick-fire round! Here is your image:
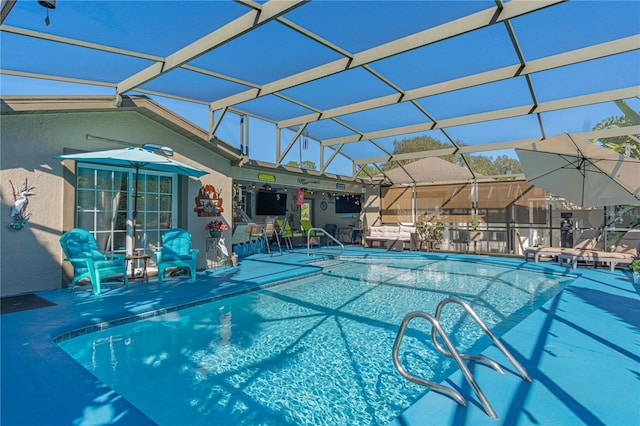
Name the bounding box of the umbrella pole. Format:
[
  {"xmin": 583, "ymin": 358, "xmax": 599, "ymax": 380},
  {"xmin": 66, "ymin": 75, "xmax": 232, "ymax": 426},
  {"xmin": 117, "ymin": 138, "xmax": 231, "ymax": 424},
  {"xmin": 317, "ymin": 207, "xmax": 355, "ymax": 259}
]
[
  {"xmin": 132, "ymin": 165, "xmax": 139, "ymax": 258},
  {"xmin": 471, "ymin": 180, "xmax": 479, "ymax": 252}
]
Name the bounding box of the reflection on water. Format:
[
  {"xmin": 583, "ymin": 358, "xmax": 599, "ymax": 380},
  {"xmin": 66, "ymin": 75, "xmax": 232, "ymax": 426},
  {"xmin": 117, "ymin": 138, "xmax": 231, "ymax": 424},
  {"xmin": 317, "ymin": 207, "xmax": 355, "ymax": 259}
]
[
  {"xmin": 220, "ymin": 306, "xmax": 232, "ymax": 345},
  {"xmin": 59, "ymin": 259, "xmax": 573, "ymax": 425}
]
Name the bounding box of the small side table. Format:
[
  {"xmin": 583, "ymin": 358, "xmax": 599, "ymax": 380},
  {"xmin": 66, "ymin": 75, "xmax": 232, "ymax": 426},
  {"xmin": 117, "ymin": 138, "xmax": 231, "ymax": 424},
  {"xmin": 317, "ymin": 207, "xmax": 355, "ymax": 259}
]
[
  {"xmin": 557, "ymin": 254, "xmax": 577, "ymax": 269},
  {"xmin": 386, "ymin": 239, "xmax": 404, "ymax": 252},
  {"xmin": 125, "ymin": 254, "xmax": 150, "ymax": 283},
  {"xmin": 206, "ymin": 237, "xmax": 226, "ymax": 268}
]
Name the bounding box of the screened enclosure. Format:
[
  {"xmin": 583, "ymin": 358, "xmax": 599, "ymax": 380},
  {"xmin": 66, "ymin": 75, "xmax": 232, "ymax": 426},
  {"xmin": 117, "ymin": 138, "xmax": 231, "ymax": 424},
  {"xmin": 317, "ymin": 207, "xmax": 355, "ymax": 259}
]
[{"xmin": 382, "ymin": 180, "xmax": 580, "ymax": 254}]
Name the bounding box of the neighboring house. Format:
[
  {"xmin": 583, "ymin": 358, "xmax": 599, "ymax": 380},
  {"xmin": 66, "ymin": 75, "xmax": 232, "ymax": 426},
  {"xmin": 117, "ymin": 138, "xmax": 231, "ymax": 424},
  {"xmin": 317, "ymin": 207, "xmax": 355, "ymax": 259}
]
[{"xmin": 375, "ymin": 156, "xmax": 481, "ymax": 184}]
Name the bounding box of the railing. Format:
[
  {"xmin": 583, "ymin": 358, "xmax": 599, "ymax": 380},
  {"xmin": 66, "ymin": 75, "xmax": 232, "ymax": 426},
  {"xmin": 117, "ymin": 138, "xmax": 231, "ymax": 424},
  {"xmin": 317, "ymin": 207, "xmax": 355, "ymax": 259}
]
[
  {"xmin": 392, "ymin": 297, "xmax": 532, "ymax": 419},
  {"xmin": 432, "ymin": 298, "xmax": 532, "ymax": 383},
  {"xmin": 392, "ymin": 311, "xmax": 475, "ymax": 410},
  {"xmin": 306, "ymin": 228, "xmax": 344, "ymax": 257}
]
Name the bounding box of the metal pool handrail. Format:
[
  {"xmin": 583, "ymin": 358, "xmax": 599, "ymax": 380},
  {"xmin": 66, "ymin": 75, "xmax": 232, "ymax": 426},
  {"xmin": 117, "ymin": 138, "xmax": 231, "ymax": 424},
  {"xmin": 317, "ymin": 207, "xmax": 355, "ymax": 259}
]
[
  {"xmin": 307, "ymin": 227, "xmax": 344, "ymax": 257},
  {"xmin": 432, "ymin": 297, "xmax": 533, "ymax": 383},
  {"xmin": 392, "ymin": 311, "xmax": 497, "ymax": 419},
  {"xmin": 392, "ymin": 297, "xmax": 534, "ymax": 419}
]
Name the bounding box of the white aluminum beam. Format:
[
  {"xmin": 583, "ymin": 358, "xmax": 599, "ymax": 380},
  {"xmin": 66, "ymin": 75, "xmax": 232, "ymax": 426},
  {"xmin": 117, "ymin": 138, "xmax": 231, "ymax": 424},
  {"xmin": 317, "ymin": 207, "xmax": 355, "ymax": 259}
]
[
  {"xmin": 277, "ymin": 125, "xmax": 307, "ymax": 165},
  {"xmin": 279, "ymin": 36, "xmax": 639, "ymax": 129},
  {"xmin": 1, "ymin": 0, "xmax": 17, "ymax": 25},
  {"xmin": 323, "ymin": 86, "xmax": 639, "ymax": 146},
  {"xmin": 1, "ymin": 25, "xmax": 162, "ymax": 61},
  {"xmin": 353, "ymin": 125, "xmax": 640, "ymax": 165},
  {"xmin": 209, "ymin": 1, "xmax": 563, "ymax": 112},
  {"xmin": 210, "ymin": 106, "xmax": 228, "ymax": 141},
  {"xmin": 0, "ymin": 69, "xmax": 115, "ymax": 88},
  {"xmin": 320, "ymin": 144, "xmax": 343, "ymax": 173},
  {"xmin": 116, "ymin": 0, "xmax": 305, "ymax": 96}
]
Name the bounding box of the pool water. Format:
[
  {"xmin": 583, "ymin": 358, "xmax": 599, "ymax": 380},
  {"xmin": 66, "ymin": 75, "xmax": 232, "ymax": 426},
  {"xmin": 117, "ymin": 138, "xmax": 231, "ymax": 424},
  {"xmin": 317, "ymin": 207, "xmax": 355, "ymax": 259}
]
[{"xmin": 58, "ymin": 258, "xmax": 574, "ymax": 425}]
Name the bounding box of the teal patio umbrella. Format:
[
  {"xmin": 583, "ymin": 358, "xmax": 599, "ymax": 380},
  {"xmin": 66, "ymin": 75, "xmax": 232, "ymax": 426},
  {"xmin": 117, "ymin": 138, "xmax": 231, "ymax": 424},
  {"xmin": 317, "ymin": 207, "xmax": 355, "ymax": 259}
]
[{"xmin": 55, "ymin": 146, "xmax": 208, "ymax": 252}]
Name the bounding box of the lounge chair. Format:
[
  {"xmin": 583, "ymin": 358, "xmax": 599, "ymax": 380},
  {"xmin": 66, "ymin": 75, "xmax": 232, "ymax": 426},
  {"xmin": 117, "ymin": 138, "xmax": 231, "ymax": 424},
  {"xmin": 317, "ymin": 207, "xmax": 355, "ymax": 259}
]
[
  {"xmin": 559, "ymin": 229, "xmax": 640, "ymax": 271},
  {"xmin": 299, "ymin": 219, "xmax": 320, "ymax": 236},
  {"xmin": 262, "ymin": 217, "xmax": 282, "ymax": 256},
  {"xmin": 231, "ymin": 223, "xmax": 253, "ymax": 256},
  {"xmin": 300, "ymin": 218, "xmax": 323, "ymax": 246},
  {"xmin": 59, "ymin": 228, "xmax": 129, "ymax": 294},
  {"xmin": 155, "ymin": 228, "xmax": 199, "ymax": 283},
  {"xmin": 524, "ymin": 228, "xmax": 601, "ymax": 263},
  {"xmin": 337, "ymin": 220, "xmax": 363, "ymax": 244},
  {"xmin": 247, "ymin": 222, "xmax": 265, "ymax": 254},
  {"xmin": 323, "ymin": 223, "xmax": 338, "ymax": 239},
  {"xmin": 276, "ymin": 218, "xmax": 303, "ymax": 251},
  {"xmin": 244, "ymin": 218, "xmax": 282, "ymax": 255}
]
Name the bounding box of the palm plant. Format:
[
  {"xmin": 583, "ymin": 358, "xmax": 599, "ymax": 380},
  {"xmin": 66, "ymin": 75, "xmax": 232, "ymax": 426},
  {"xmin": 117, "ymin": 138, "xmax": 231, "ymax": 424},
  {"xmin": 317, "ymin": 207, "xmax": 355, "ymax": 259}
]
[{"xmin": 591, "ymin": 100, "xmax": 640, "ymax": 159}]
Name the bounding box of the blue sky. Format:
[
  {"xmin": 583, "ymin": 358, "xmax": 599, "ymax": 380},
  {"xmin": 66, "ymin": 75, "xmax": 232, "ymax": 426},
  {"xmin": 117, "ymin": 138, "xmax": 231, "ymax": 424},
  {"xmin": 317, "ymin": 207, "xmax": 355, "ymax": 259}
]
[{"xmin": 1, "ymin": 0, "xmax": 639, "ymax": 177}]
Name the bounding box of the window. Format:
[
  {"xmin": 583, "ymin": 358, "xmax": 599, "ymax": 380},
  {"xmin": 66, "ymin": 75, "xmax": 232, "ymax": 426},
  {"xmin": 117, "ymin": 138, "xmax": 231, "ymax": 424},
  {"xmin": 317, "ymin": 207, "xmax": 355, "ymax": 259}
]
[
  {"xmin": 135, "ymin": 173, "xmax": 175, "ymax": 253},
  {"xmin": 77, "ymin": 166, "xmax": 128, "ymax": 252},
  {"xmin": 76, "ymin": 165, "xmax": 176, "ymax": 254}
]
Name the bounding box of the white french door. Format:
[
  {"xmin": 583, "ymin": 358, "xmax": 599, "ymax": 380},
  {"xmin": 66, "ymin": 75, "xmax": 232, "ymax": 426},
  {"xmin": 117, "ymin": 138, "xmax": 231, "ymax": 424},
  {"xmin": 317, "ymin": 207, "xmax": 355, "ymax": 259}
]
[{"xmin": 76, "ymin": 164, "xmax": 177, "ymax": 254}]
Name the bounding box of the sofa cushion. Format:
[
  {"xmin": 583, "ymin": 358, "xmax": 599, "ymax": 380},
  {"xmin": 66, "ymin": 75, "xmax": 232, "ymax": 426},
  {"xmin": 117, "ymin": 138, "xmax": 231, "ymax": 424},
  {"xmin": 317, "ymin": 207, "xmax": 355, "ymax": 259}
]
[
  {"xmin": 369, "ymin": 226, "xmax": 385, "ymax": 238},
  {"xmin": 398, "ymin": 225, "xmax": 416, "ymax": 240},
  {"xmin": 366, "ymin": 225, "xmax": 417, "ymax": 241},
  {"xmin": 579, "ymin": 251, "xmax": 634, "ymax": 260},
  {"xmin": 382, "ymin": 226, "xmax": 399, "ymax": 238}
]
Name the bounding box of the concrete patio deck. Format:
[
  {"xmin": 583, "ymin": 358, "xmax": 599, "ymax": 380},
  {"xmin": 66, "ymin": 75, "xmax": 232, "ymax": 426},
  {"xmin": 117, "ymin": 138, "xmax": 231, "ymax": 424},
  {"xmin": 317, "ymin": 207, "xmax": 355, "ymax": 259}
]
[{"xmin": 2, "ymin": 247, "xmax": 639, "ymax": 425}]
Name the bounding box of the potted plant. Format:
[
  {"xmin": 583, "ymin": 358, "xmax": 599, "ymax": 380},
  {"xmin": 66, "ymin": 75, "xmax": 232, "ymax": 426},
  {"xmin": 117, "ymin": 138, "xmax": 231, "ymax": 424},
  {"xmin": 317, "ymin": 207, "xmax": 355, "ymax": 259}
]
[
  {"xmin": 630, "ymin": 259, "xmax": 640, "ymax": 284},
  {"xmin": 416, "ymin": 218, "xmax": 445, "ymax": 251},
  {"xmin": 206, "ymin": 220, "xmax": 228, "ymax": 238},
  {"xmin": 416, "ymin": 221, "xmax": 429, "ymax": 250},
  {"xmin": 427, "ymin": 221, "xmax": 445, "ymax": 249}
]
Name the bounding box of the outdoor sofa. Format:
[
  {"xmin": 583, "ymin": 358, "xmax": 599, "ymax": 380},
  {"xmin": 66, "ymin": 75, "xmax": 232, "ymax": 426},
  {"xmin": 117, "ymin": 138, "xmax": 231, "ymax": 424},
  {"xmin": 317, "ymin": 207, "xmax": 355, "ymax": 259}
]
[{"xmin": 363, "ymin": 225, "xmax": 417, "ymax": 250}]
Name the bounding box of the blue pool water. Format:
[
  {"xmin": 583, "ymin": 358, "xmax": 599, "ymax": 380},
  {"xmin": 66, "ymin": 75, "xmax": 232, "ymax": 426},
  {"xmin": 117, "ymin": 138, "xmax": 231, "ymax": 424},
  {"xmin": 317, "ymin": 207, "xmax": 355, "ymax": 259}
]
[{"xmin": 58, "ymin": 258, "xmax": 574, "ymax": 425}]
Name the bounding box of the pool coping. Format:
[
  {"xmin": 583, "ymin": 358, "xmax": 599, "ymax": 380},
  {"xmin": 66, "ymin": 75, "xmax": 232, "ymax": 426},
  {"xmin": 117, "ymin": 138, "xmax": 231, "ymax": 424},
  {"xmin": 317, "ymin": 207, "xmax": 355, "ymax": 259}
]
[{"xmin": 2, "ymin": 248, "xmax": 638, "ymax": 425}]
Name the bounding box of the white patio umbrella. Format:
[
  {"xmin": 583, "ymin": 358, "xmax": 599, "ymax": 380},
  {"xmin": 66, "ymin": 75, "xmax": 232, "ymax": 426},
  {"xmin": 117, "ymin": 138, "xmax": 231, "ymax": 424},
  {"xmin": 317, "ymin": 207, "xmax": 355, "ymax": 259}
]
[
  {"xmin": 55, "ymin": 146, "xmax": 209, "ymax": 252},
  {"xmin": 515, "ymin": 134, "xmax": 640, "ymax": 207}
]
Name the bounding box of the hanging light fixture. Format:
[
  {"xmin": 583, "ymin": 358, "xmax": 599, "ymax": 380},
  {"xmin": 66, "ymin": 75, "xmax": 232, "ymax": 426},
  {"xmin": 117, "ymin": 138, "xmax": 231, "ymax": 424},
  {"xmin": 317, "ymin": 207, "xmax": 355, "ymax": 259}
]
[{"xmin": 38, "ymin": 0, "xmax": 56, "ymax": 26}]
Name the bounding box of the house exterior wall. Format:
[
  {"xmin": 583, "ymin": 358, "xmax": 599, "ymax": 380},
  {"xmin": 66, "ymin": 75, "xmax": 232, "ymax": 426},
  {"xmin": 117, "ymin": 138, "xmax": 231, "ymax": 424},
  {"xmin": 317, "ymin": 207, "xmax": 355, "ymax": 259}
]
[{"xmin": 1, "ymin": 110, "xmax": 232, "ymax": 296}]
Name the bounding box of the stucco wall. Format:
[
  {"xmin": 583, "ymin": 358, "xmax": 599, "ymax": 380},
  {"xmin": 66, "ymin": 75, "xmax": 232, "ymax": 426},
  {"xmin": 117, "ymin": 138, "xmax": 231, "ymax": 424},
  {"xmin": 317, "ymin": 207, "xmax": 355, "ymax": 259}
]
[{"xmin": 1, "ymin": 110, "xmax": 232, "ymax": 296}]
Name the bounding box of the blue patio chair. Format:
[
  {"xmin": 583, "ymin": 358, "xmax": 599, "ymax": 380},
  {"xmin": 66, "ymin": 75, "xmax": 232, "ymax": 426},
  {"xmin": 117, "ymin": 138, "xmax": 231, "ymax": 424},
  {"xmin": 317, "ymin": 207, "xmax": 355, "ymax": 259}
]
[
  {"xmin": 155, "ymin": 228, "xmax": 199, "ymax": 283},
  {"xmin": 59, "ymin": 228, "xmax": 129, "ymax": 295}
]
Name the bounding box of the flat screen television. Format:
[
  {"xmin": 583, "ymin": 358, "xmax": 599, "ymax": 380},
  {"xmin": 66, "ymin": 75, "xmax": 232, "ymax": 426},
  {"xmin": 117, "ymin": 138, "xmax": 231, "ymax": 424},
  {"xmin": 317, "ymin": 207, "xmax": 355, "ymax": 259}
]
[
  {"xmin": 335, "ymin": 195, "xmax": 361, "ymax": 214},
  {"xmin": 256, "ymin": 191, "xmax": 287, "ymax": 216}
]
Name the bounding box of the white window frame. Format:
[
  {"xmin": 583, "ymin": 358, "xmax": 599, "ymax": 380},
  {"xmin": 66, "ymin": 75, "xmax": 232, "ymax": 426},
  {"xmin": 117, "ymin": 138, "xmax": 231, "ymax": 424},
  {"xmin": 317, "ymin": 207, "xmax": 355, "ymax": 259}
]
[{"xmin": 76, "ymin": 164, "xmax": 178, "ymax": 255}]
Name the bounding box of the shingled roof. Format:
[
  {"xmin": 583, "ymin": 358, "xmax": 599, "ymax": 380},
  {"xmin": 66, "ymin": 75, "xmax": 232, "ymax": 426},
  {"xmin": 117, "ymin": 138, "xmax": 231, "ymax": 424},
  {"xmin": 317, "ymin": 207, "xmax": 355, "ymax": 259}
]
[{"xmin": 377, "ymin": 157, "xmax": 480, "ymax": 184}]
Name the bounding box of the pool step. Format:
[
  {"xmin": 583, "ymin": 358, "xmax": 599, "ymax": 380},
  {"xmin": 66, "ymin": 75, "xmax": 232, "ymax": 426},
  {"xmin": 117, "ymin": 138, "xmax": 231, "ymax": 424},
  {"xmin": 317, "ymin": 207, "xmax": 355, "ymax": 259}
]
[{"xmin": 309, "ymin": 258, "xmax": 349, "ymax": 271}]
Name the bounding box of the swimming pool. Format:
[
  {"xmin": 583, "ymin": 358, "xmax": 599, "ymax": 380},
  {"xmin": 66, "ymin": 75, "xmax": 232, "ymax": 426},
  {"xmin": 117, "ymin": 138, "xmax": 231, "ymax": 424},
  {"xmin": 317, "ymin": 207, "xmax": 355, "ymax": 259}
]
[{"xmin": 58, "ymin": 258, "xmax": 575, "ymax": 425}]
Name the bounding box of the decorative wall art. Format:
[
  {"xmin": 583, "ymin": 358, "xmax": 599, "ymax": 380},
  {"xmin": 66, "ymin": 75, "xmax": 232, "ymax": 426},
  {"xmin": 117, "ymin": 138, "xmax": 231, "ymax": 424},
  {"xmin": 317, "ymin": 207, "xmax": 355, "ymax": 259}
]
[
  {"xmin": 8, "ymin": 179, "xmax": 35, "ymax": 231},
  {"xmin": 194, "ymin": 184, "xmax": 224, "ymax": 217}
]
